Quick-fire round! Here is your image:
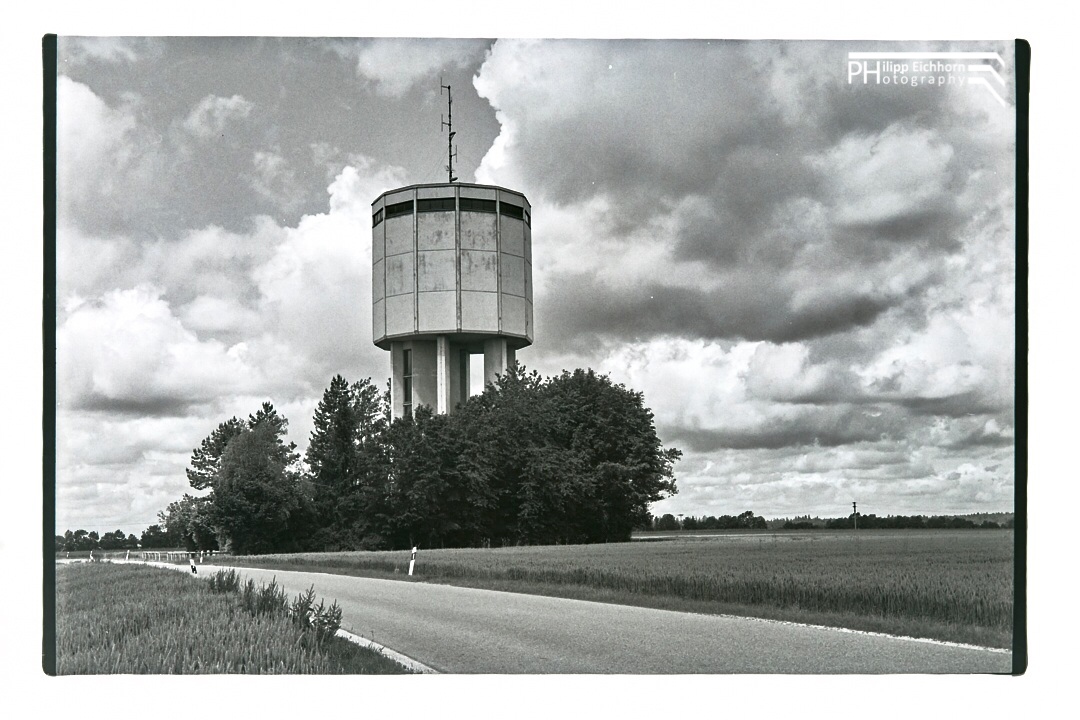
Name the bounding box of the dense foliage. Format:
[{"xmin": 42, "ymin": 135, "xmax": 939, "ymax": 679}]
[{"xmin": 154, "ymin": 365, "xmax": 680, "ymax": 553}]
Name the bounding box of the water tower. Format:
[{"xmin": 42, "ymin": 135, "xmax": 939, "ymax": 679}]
[{"xmin": 370, "ymin": 182, "xmax": 533, "ymax": 419}]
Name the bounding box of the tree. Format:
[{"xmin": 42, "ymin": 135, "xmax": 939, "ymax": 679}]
[
  {"xmin": 445, "ymin": 364, "xmax": 680, "ymax": 546},
  {"xmin": 98, "ymin": 530, "xmax": 128, "ymax": 550},
  {"xmin": 544, "ymin": 368, "xmax": 681, "ymax": 542},
  {"xmin": 305, "ymin": 376, "xmax": 388, "ymax": 548},
  {"xmin": 656, "ymin": 513, "xmax": 680, "ymax": 531},
  {"xmin": 159, "ymin": 495, "xmax": 218, "ymax": 550},
  {"xmin": 378, "ymin": 407, "xmax": 493, "ymax": 549},
  {"xmin": 187, "ymin": 417, "xmax": 245, "ymax": 490},
  {"xmin": 70, "ymin": 529, "xmax": 94, "ymax": 551},
  {"xmin": 187, "ymin": 403, "xmax": 299, "ymax": 492},
  {"xmin": 140, "ymin": 524, "xmax": 173, "ymax": 548},
  {"xmin": 211, "ymin": 424, "xmax": 305, "ymax": 554},
  {"xmin": 248, "ymin": 401, "xmax": 301, "ymax": 472}
]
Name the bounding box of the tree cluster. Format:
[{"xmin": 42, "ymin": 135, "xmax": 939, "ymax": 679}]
[
  {"xmin": 169, "ymin": 365, "xmax": 680, "ymax": 554},
  {"xmin": 55, "ymin": 529, "xmax": 140, "ymax": 552}
]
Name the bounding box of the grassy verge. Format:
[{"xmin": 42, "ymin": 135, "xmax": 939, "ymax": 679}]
[
  {"xmin": 203, "ymin": 530, "xmax": 1013, "ymax": 649},
  {"xmin": 55, "ymin": 562, "xmax": 411, "ymax": 674}
]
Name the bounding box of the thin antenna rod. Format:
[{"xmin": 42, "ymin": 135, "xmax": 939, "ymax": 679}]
[{"xmin": 441, "ymin": 81, "xmax": 458, "ymax": 183}]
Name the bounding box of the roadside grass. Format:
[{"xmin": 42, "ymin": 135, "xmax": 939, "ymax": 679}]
[
  {"xmin": 204, "ymin": 530, "xmax": 1013, "ymax": 649},
  {"xmin": 55, "ymin": 562, "xmax": 411, "ymax": 674}
]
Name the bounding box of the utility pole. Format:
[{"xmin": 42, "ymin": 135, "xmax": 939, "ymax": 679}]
[{"xmin": 853, "ymin": 501, "xmax": 858, "ymax": 531}]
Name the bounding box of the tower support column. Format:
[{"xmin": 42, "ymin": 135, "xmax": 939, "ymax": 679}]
[
  {"xmin": 483, "ymin": 338, "xmax": 516, "ymax": 388},
  {"xmin": 436, "ymin": 335, "xmax": 451, "ymax": 414}
]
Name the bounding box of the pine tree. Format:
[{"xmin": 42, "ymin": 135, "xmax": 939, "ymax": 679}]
[
  {"xmin": 248, "ymin": 401, "xmax": 301, "ymax": 473},
  {"xmin": 306, "ymin": 376, "xmax": 389, "ymax": 549},
  {"xmin": 186, "ymin": 417, "xmax": 245, "ymax": 490}
]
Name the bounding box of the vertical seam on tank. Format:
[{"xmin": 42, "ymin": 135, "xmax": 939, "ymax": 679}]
[
  {"xmin": 455, "ymin": 186, "xmax": 462, "ymax": 333},
  {"xmin": 496, "ymin": 190, "xmax": 503, "ymax": 335},
  {"xmin": 412, "ymin": 189, "xmax": 418, "ymax": 334}
]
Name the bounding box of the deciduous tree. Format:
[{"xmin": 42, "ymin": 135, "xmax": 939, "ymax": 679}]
[{"xmin": 211, "ymin": 424, "xmax": 305, "ymax": 554}]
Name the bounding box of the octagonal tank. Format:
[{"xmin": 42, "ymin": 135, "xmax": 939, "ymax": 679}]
[{"xmin": 371, "ymin": 182, "xmax": 533, "ymax": 418}]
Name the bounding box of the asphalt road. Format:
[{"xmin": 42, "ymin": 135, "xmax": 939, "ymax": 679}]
[{"xmin": 195, "ymin": 564, "xmax": 1010, "ymax": 674}]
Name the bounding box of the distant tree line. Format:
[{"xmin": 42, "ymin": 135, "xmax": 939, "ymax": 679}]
[
  {"xmin": 652, "ymin": 510, "xmax": 768, "ymax": 531},
  {"xmin": 635, "ymin": 510, "xmax": 1015, "ymax": 534},
  {"xmin": 141, "ymin": 365, "xmax": 680, "ymax": 554},
  {"xmin": 773, "ymin": 513, "xmax": 1014, "ymax": 530},
  {"xmin": 55, "ymin": 529, "xmax": 140, "ymax": 552}
]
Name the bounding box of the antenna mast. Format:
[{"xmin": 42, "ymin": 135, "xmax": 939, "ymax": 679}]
[{"xmin": 441, "ymin": 81, "xmax": 458, "ymax": 183}]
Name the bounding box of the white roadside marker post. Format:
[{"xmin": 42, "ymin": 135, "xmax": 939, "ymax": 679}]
[
  {"xmin": 189, "ymin": 553, "xmax": 197, "ymax": 574},
  {"xmin": 408, "ymin": 546, "xmax": 417, "ymax": 576}
]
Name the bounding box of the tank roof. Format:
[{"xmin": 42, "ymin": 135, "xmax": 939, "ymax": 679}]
[{"xmin": 371, "ymin": 182, "xmax": 529, "ymax": 207}]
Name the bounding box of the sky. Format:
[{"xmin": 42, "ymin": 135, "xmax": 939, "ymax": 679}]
[{"xmin": 53, "ymin": 37, "xmax": 1018, "ymax": 534}]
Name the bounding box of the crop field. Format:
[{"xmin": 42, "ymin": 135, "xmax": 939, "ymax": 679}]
[
  {"xmin": 209, "ymin": 530, "xmax": 1015, "ymax": 648},
  {"xmin": 53, "ymin": 562, "xmax": 409, "ymax": 674}
]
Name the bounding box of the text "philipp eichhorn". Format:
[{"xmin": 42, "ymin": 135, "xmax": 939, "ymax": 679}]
[{"xmin": 846, "ymin": 51, "xmax": 1007, "ymax": 106}]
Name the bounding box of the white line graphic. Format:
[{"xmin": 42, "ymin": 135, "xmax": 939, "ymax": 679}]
[
  {"xmin": 968, "ymin": 64, "xmax": 1006, "ymax": 85},
  {"xmin": 968, "ymin": 77, "xmax": 1008, "ymax": 106}
]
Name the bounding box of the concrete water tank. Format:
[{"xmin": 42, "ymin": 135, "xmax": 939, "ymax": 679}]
[{"xmin": 371, "ymin": 183, "xmax": 533, "ymax": 419}]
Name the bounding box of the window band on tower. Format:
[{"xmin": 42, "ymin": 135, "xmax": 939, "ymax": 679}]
[
  {"xmin": 417, "ymin": 197, "xmax": 456, "ymax": 213},
  {"xmin": 459, "ymin": 197, "xmax": 496, "ymax": 214},
  {"xmin": 385, "ymin": 200, "xmax": 414, "ymax": 219},
  {"xmin": 499, "ymin": 202, "xmax": 524, "ymax": 221}
]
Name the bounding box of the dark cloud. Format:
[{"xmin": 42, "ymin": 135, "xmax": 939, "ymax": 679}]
[
  {"xmin": 540, "ymin": 272, "xmax": 896, "ymax": 345},
  {"xmin": 75, "ymin": 393, "xmax": 206, "ymax": 418},
  {"xmin": 898, "ymin": 391, "xmax": 1009, "ymax": 418},
  {"xmin": 668, "ymin": 417, "xmax": 886, "ymax": 452},
  {"xmin": 58, "ymin": 38, "xmax": 502, "ymax": 239}
]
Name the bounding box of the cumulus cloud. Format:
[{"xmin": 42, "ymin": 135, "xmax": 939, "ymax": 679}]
[
  {"xmin": 475, "ymin": 41, "xmax": 1014, "ymax": 506},
  {"xmin": 475, "ymin": 39, "xmax": 1013, "ymax": 360},
  {"xmin": 57, "ymin": 285, "xmax": 263, "ymax": 415},
  {"xmin": 54, "ymin": 39, "xmax": 1016, "ymax": 529},
  {"xmin": 250, "ymin": 149, "xmax": 305, "ymax": 211},
  {"xmin": 183, "ymin": 94, "xmax": 254, "ymax": 138},
  {"xmin": 252, "ymin": 160, "xmax": 405, "ymax": 382},
  {"xmin": 55, "ymin": 153, "xmax": 410, "ymax": 530},
  {"xmin": 333, "ymin": 38, "xmax": 491, "ymax": 97},
  {"xmin": 57, "ymin": 76, "xmax": 140, "ymax": 221},
  {"xmin": 59, "ymin": 37, "xmax": 157, "ymax": 65}
]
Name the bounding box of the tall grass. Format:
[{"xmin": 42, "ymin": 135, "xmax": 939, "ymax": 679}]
[
  {"xmin": 214, "ymin": 530, "xmax": 1013, "ymax": 635},
  {"xmin": 55, "ymin": 563, "xmax": 408, "ymax": 674}
]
